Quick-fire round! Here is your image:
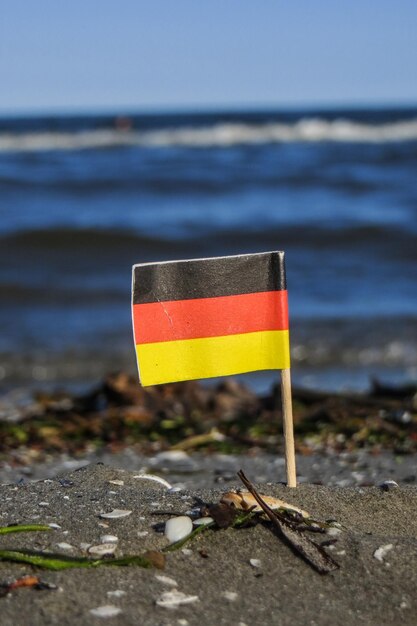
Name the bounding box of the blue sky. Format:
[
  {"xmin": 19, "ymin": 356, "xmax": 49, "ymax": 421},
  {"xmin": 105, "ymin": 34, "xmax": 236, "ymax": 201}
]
[{"xmin": 1, "ymin": 0, "xmax": 416, "ymax": 113}]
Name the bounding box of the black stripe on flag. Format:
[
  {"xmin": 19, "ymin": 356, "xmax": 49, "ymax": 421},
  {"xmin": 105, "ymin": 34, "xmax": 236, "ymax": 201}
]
[{"xmin": 133, "ymin": 251, "xmax": 286, "ymax": 305}]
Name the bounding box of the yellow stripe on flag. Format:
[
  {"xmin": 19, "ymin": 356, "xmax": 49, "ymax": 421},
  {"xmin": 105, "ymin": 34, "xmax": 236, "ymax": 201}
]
[{"xmin": 136, "ymin": 330, "xmax": 290, "ymax": 386}]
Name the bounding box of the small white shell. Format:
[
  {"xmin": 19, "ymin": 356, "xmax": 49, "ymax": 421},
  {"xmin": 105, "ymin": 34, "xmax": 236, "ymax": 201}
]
[
  {"xmin": 55, "ymin": 542, "xmax": 74, "ymax": 551},
  {"xmin": 379, "ymin": 480, "xmax": 399, "ymax": 491},
  {"xmin": 155, "ymin": 590, "xmax": 199, "ymax": 609},
  {"xmin": 164, "ymin": 516, "xmax": 193, "ymax": 544},
  {"xmin": 222, "ymin": 591, "xmax": 238, "ymax": 601},
  {"xmin": 193, "ymin": 517, "xmax": 214, "ymax": 526},
  {"xmin": 133, "ymin": 474, "xmax": 172, "ymax": 489},
  {"xmin": 89, "ymin": 605, "xmax": 122, "ymax": 617},
  {"xmin": 88, "ymin": 543, "xmax": 117, "ymax": 557},
  {"xmin": 155, "ymin": 574, "xmax": 178, "ymax": 587},
  {"xmin": 373, "ymin": 544, "xmax": 394, "ymax": 562},
  {"xmin": 99, "ymin": 509, "xmax": 132, "ymax": 519},
  {"xmin": 107, "ymin": 590, "xmax": 126, "ymax": 598},
  {"xmin": 100, "ymin": 535, "xmax": 118, "ymax": 544},
  {"xmin": 249, "ymin": 558, "xmax": 261, "ymax": 568}
]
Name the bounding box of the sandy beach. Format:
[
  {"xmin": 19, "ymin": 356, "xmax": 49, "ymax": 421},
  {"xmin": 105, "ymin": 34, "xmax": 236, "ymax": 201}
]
[{"xmin": 0, "ymin": 463, "xmax": 415, "ymax": 625}]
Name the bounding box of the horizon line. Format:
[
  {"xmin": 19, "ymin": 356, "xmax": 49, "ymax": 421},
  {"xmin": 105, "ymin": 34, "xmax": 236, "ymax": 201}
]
[{"xmin": 1, "ymin": 99, "xmax": 417, "ymax": 119}]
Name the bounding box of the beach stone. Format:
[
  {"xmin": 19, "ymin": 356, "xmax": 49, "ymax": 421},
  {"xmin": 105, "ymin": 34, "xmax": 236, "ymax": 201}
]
[
  {"xmin": 164, "ymin": 515, "xmax": 193, "ymax": 544},
  {"xmin": 150, "ymin": 450, "xmax": 197, "ymax": 472}
]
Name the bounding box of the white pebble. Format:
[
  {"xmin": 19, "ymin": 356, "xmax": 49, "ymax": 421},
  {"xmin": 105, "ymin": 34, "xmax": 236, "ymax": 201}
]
[
  {"xmin": 39, "ymin": 502, "xmax": 49, "ymax": 507},
  {"xmin": 155, "ymin": 574, "xmax": 178, "ymax": 587},
  {"xmin": 100, "ymin": 535, "xmax": 118, "ymax": 544},
  {"xmin": 181, "ymin": 548, "xmax": 192, "ymax": 556},
  {"xmin": 108, "ymin": 480, "xmax": 124, "ymax": 486},
  {"xmin": 249, "ymin": 558, "xmax": 261, "ymax": 568},
  {"xmin": 89, "ymin": 605, "xmax": 122, "ymax": 618},
  {"xmin": 99, "ymin": 509, "xmax": 132, "ymax": 519},
  {"xmin": 88, "ymin": 543, "xmax": 117, "ymax": 557},
  {"xmin": 137, "ymin": 531, "xmax": 149, "ymax": 538},
  {"xmin": 222, "ymin": 591, "xmax": 238, "ymax": 601},
  {"xmin": 155, "ymin": 590, "xmax": 199, "ymax": 609},
  {"xmin": 164, "ymin": 516, "xmax": 193, "ymax": 544},
  {"xmin": 373, "ymin": 544, "xmax": 394, "ymax": 562},
  {"xmin": 193, "ymin": 517, "xmax": 214, "ymax": 527},
  {"xmin": 48, "ymin": 523, "xmax": 61, "ymax": 530}
]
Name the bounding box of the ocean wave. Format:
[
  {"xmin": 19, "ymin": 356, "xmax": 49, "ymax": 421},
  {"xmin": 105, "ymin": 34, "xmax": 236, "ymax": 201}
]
[
  {"xmin": 0, "ymin": 227, "xmax": 195, "ymax": 257},
  {"xmin": 1, "ymin": 117, "xmax": 417, "ymax": 152},
  {"xmin": 0, "ymin": 224, "xmax": 417, "ymax": 258}
]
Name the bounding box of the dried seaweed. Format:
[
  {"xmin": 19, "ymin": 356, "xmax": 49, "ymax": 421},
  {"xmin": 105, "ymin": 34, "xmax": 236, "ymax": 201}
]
[{"xmin": 1, "ymin": 372, "xmax": 415, "ymax": 461}]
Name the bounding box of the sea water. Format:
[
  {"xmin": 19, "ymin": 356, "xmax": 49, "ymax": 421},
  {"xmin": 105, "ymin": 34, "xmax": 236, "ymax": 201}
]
[{"xmin": 0, "ymin": 107, "xmax": 416, "ymax": 391}]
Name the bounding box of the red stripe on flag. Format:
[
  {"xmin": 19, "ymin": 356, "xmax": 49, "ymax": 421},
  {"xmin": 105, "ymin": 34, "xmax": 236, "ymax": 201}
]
[{"xmin": 133, "ymin": 290, "xmax": 288, "ymax": 344}]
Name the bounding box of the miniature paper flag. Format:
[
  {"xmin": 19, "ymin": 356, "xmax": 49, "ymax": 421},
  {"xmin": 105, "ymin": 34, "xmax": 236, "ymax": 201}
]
[{"xmin": 132, "ymin": 251, "xmax": 290, "ymax": 386}]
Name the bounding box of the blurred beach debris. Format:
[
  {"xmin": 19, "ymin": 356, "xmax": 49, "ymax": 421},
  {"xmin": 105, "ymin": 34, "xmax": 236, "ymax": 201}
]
[
  {"xmin": 0, "ymin": 372, "xmax": 416, "ymax": 467},
  {"xmin": 0, "ymin": 574, "xmax": 57, "ymax": 597}
]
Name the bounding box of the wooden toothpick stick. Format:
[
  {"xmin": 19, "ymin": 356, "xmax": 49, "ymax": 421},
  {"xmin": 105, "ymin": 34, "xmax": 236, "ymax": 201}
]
[{"xmin": 281, "ymin": 368, "xmax": 296, "ymax": 487}]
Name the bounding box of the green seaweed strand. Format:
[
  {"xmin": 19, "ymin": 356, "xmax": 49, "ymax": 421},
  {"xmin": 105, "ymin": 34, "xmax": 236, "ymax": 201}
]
[
  {"xmin": 0, "ymin": 524, "xmax": 51, "ymax": 535},
  {"xmin": 0, "ymin": 550, "xmax": 153, "ymax": 570}
]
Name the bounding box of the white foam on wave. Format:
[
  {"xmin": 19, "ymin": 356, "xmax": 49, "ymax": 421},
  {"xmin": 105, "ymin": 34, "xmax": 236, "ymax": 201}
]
[{"xmin": 2, "ymin": 117, "xmax": 417, "ymax": 152}]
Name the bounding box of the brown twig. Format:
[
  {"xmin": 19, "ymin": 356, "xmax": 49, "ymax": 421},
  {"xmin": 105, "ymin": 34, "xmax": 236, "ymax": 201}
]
[{"xmin": 237, "ymin": 470, "xmax": 339, "ymax": 575}]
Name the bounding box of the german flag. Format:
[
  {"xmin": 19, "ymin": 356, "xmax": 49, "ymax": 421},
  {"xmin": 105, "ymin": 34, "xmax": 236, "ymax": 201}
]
[{"xmin": 132, "ymin": 251, "xmax": 290, "ymax": 386}]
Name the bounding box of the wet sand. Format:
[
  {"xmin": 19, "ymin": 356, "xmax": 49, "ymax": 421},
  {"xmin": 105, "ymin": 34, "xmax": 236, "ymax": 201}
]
[{"xmin": 0, "ymin": 463, "xmax": 416, "ymax": 626}]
